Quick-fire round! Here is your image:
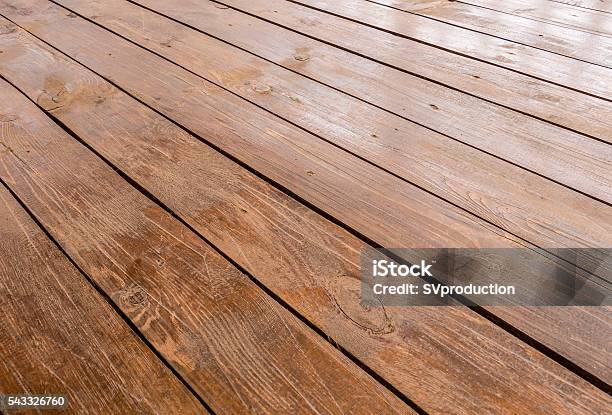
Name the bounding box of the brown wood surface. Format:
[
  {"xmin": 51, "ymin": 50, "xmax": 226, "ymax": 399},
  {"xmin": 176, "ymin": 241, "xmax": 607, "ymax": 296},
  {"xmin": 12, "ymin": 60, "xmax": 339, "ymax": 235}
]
[
  {"xmin": 7, "ymin": 0, "xmax": 611, "ymax": 292},
  {"xmin": 51, "ymin": 0, "xmax": 612, "ymax": 285},
  {"xmin": 462, "ymin": 0, "xmax": 612, "ymax": 36},
  {"xmin": 548, "ymin": 0, "xmax": 612, "ymax": 13},
  {"xmin": 0, "ymin": 77, "xmax": 410, "ymax": 415},
  {"xmin": 284, "ymin": 0, "xmax": 612, "ymax": 100},
  {"xmin": 2, "ymin": 0, "xmax": 611, "ymax": 394},
  {"xmin": 0, "ymin": 1, "xmax": 524, "ymax": 249},
  {"xmin": 0, "ymin": 16, "xmax": 611, "ymax": 415},
  {"xmin": 101, "ymin": 0, "xmax": 612, "ymax": 205},
  {"xmin": 0, "ymin": 185, "xmax": 207, "ymax": 414},
  {"xmin": 164, "ymin": 0, "xmax": 612, "ymax": 146},
  {"xmin": 369, "ymin": 0, "xmax": 612, "ymax": 67},
  {"xmin": 134, "ymin": 0, "xmax": 612, "ymax": 147}
]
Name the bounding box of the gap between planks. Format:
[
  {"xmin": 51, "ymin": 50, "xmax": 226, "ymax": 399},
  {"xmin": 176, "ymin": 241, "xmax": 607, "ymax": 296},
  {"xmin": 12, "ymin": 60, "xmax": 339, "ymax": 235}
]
[
  {"xmin": 0, "ymin": 182, "xmax": 210, "ymax": 414},
  {"xmin": 1, "ymin": 1, "xmax": 612, "ymax": 404},
  {"xmin": 285, "ymin": 0, "xmax": 612, "ymax": 101},
  {"xmin": 0, "ymin": 78, "xmax": 412, "ymax": 414},
  {"xmin": 1, "ymin": 1, "xmax": 612, "ymax": 390},
  {"xmin": 365, "ymin": 0, "xmax": 612, "ymax": 68},
  {"xmin": 459, "ymin": 0, "xmax": 612, "ymax": 36}
]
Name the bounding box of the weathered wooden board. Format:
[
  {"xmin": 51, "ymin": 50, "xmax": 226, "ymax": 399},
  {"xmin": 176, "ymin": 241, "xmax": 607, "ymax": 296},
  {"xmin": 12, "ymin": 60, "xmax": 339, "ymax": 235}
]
[
  {"xmin": 368, "ymin": 0, "xmax": 612, "ymax": 67},
  {"xmin": 7, "ymin": 0, "xmax": 612, "ymax": 290},
  {"xmin": 131, "ymin": 0, "xmax": 612, "ymax": 147},
  {"xmin": 282, "ymin": 0, "xmax": 612, "ymax": 99},
  {"xmin": 85, "ymin": 0, "xmax": 612, "ymax": 205},
  {"xmin": 0, "ymin": 185, "xmax": 208, "ymax": 414},
  {"xmin": 51, "ymin": 0, "xmax": 612, "ymax": 284},
  {"xmin": 0, "ymin": 77, "xmax": 410, "ymax": 414},
  {"xmin": 462, "ymin": 0, "xmax": 612, "ymax": 36},
  {"xmin": 0, "ymin": 1, "xmax": 524, "ymax": 252},
  {"xmin": 1, "ymin": 3, "xmax": 611, "ymax": 399},
  {"xmin": 548, "ymin": 0, "xmax": 612, "ymax": 13}
]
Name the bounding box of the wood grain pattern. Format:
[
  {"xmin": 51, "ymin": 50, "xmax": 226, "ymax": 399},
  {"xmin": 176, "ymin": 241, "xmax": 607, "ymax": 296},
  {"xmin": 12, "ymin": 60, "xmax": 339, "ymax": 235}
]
[
  {"xmin": 51, "ymin": 0, "xmax": 612, "ymax": 283},
  {"xmin": 463, "ymin": 0, "xmax": 612, "ymax": 36},
  {"xmin": 2, "ymin": 17, "xmax": 612, "ymax": 413},
  {"xmin": 0, "ymin": 1, "xmax": 523, "ymax": 249},
  {"xmin": 0, "ymin": 78, "xmax": 410, "ymax": 415},
  {"xmin": 133, "ymin": 1, "xmax": 612, "ymax": 147},
  {"xmin": 548, "ymin": 0, "xmax": 612, "ymax": 13},
  {"xmin": 369, "ymin": 0, "xmax": 612, "ymax": 67},
  {"xmin": 138, "ymin": 0, "xmax": 612, "ymax": 148},
  {"xmin": 0, "ymin": 185, "xmax": 207, "ymax": 414},
  {"xmin": 0, "ymin": 16, "xmax": 610, "ymax": 415},
  {"xmin": 286, "ymin": 0, "xmax": 612, "ymax": 99},
  {"xmin": 9, "ymin": 0, "xmax": 610, "ymax": 291}
]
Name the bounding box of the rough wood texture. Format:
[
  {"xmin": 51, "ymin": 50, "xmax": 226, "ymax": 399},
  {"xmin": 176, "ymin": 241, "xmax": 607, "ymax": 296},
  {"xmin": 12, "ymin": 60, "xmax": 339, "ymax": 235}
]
[
  {"xmin": 1, "ymin": 15, "xmax": 611, "ymax": 415},
  {"xmin": 3, "ymin": 0, "xmax": 611, "ymax": 372},
  {"xmin": 286, "ymin": 0, "xmax": 612, "ymax": 99},
  {"xmin": 140, "ymin": 0, "xmax": 612, "ymax": 146},
  {"xmin": 9, "ymin": 0, "xmax": 611, "ymax": 292},
  {"xmin": 137, "ymin": 0, "xmax": 612, "ymax": 146},
  {"xmin": 141, "ymin": 0, "xmax": 612, "ymax": 193},
  {"xmin": 0, "ymin": 185, "xmax": 207, "ymax": 414},
  {"xmin": 140, "ymin": 0, "xmax": 612, "ymax": 167},
  {"xmin": 53, "ymin": 0, "xmax": 612, "ymax": 286},
  {"xmin": 0, "ymin": 78, "xmax": 410, "ymax": 415},
  {"xmin": 463, "ymin": 0, "xmax": 612, "ymax": 36},
  {"xmin": 548, "ymin": 0, "xmax": 612, "ymax": 13},
  {"xmin": 150, "ymin": 0, "xmax": 612, "ymax": 145},
  {"xmin": 0, "ymin": 1, "xmax": 526, "ymax": 248},
  {"xmin": 370, "ymin": 0, "xmax": 612, "ymax": 67}
]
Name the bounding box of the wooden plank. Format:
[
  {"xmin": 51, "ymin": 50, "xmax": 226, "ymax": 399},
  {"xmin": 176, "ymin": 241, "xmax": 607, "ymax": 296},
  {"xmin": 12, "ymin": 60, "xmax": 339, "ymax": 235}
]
[
  {"xmin": 1, "ymin": 16, "xmax": 611, "ymax": 415},
  {"xmin": 548, "ymin": 0, "xmax": 612, "ymax": 13},
  {"xmin": 463, "ymin": 0, "xmax": 612, "ymax": 36},
  {"xmin": 51, "ymin": 0, "xmax": 612, "ymax": 283},
  {"xmin": 88, "ymin": 1, "xmax": 612, "ymax": 207},
  {"xmin": 0, "ymin": 2, "xmax": 524, "ymax": 253},
  {"xmin": 0, "ymin": 3, "xmax": 612, "ymax": 396},
  {"xmin": 139, "ymin": 0, "xmax": 612, "ymax": 146},
  {"xmin": 282, "ymin": 0, "xmax": 612, "ymax": 100},
  {"xmin": 0, "ymin": 185, "xmax": 207, "ymax": 414},
  {"xmin": 369, "ymin": 0, "xmax": 612, "ymax": 67},
  {"xmin": 0, "ymin": 79, "xmax": 409, "ymax": 415},
  {"xmin": 6, "ymin": 0, "xmax": 612, "ymax": 289}
]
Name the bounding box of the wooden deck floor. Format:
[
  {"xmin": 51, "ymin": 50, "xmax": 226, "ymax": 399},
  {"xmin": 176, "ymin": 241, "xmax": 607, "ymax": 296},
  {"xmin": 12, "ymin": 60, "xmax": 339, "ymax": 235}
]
[{"xmin": 0, "ymin": 0, "xmax": 610, "ymax": 413}]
